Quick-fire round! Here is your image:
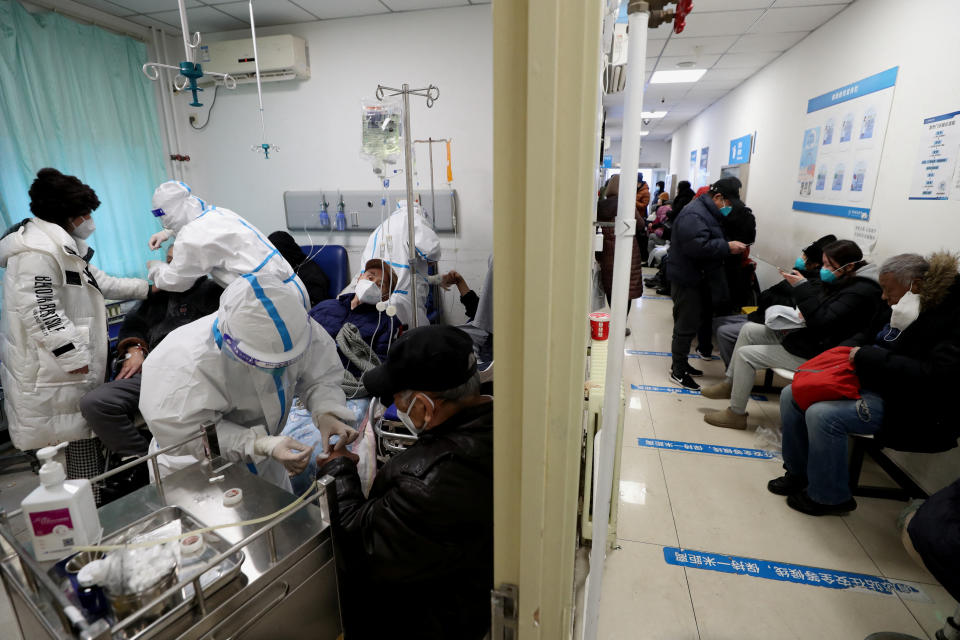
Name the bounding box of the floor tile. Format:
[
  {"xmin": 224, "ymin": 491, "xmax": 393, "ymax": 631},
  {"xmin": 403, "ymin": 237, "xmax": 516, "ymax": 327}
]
[
  {"xmin": 615, "ymin": 448, "xmax": 678, "ymax": 546},
  {"xmin": 686, "ymin": 561, "xmax": 928, "ymax": 640},
  {"xmin": 900, "ymin": 581, "xmax": 959, "ymax": 639},
  {"xmin": 596, "ymin": 540, "xmax": 699, "ymax": 640},
  {"xmin": 844, "ymin": 498, "xmax": 938, "ymax": 585},
  {"xmin": 659, "ymin": 448, "xmax": 882, "ymax": 575},
  {"xmin": 622, "ymin": 402, "xmax": 656, "ymax": 443},
  {"xmin": 643, "ymin": 392, "xmax": 779, "ymax": 451}
]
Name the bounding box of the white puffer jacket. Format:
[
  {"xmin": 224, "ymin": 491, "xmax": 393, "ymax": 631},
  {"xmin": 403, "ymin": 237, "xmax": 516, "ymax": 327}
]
[{"xmin": 0, "ymin": 218, "xmax": 149, "ymax": 450}]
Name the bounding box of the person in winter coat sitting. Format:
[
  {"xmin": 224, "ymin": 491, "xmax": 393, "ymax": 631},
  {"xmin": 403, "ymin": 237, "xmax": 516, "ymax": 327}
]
[
  {"xmin": 319, "ymin": 326, "xmax": 493, "ymax": 640},
  {"xmin": 769, "ymin": 252, "xmax": 960, "ymax": 516},
  {"xmin": 701, "ymin": 239, "xmax": 884, "ymax": 430},
  {"xmin": 80, "ymin": 243, "xmax": 223, "ymax": 459},
  {"xmin": 0, "ymin": 168, "xmax": 149, "ymax": 488},
  {"xmin": 309, "ymin": 259, "xmax": 401, "ymax": 395}
]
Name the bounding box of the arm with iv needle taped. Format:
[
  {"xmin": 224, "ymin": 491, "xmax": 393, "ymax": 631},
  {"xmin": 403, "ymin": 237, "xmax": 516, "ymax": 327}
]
[{"xmin": 295, "ymin": 324, "xmax": 357, "ymax": 451}]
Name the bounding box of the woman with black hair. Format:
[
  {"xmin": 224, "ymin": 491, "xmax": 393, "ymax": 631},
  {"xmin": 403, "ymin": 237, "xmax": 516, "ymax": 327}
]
[
  {"xmin": 0, "ymin": 168, "xmax": 149, "ymax": 494},
  {"xmin": 701, "ymin": 239, "xmax": 883, "ymax": 430}
]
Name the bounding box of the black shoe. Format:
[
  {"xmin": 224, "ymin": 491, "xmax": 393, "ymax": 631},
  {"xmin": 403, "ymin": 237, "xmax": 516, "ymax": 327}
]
[
  {"xmin": 786, "ymin": 491, "xmax": 857, "ymax": 516},
  {"xmin": 670, "ymin": 371, "xmax": 700, "ymax": 391},
  {"xmin": 656, "ymin": 287, "xmax": 670, "ymax": 296},
  {"xmin": 698, "ymin": 351, "xmax": 719, "ymax": 361},
  {"xmin": 767, "ymin": 474, "xmax": 807, "ymax": 496},
  {"xmin": 644, "ymin": 278, "xmax": 660, "ymax": 287},
  {"xmin": 685, "ymin": 364, "xmax": 704, "ymax": 376}
]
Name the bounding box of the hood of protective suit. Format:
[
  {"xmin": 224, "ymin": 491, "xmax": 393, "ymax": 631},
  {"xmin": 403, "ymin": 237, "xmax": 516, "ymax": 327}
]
[
  {"xmin": 216, "ymin": 274, "xmax": 312, "ymax": 368},
  {"xmin": 151, "ymin": 181, "xmax": 205, "ymax": 234}
]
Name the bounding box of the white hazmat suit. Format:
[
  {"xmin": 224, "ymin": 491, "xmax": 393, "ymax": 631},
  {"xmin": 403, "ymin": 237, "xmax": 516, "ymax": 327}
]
[
  {"xmin": 359, "ymin": 203, "xmax": 441, "ymax": 327},
  {"xmin": 147, "ymin": 181, "xmax": 308, "ymax": 308},
  {"xmin": 140, "ymin": 274, "xmax": 357, "ymax": 489}
]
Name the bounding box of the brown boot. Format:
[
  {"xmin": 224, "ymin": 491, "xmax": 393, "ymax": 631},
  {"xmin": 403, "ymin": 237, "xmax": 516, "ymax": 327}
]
[
  {"xmin": 704, "ymin": 408, "xmax": 748, "ymax": 430},
  {"xmin": 700, "ymin": 380, "xmax": 733, "ymax": 399}
]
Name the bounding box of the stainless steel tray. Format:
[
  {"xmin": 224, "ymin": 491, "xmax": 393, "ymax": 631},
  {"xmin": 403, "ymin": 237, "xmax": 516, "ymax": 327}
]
[{"xmin": 53, "ymin": 505, "xmax": 245, "ymax": 639}]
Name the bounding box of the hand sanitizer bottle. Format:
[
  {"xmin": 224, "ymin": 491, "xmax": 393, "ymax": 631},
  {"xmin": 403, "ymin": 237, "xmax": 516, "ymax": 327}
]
[{"xmin": 21, "ymin": 443, "xmax": 101, "ymax": 561}]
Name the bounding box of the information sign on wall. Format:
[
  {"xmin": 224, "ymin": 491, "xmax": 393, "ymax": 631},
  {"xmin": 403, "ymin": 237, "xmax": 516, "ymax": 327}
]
[
  {"xmin": 728, "ymin": 134, "xmax": 752, "ymax": 165},
  {"xmin": 909, "ymin": 111, "xmax": 960, "ymax": 200},
  {"xmin": 792, "ymin": 67, "xmax": 899, "ymax": 221}
]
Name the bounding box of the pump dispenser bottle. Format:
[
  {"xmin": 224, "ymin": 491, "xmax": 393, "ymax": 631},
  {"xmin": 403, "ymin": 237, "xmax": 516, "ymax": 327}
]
[{"xmin": 21, "ymin": 443, "xmax": 100, "ymax": 561}]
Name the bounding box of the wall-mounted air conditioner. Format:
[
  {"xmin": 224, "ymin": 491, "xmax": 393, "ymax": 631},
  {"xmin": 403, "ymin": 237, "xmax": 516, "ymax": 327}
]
[{"xmin": 197, "ymin": 34, "xmax": 309, "ymax": 85}]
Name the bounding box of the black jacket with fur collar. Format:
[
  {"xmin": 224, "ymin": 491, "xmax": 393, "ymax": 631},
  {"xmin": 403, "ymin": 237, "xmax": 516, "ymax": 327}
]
[{"xmin": 847, "ymin": 253, "xmax": 960, "ymax": 452}]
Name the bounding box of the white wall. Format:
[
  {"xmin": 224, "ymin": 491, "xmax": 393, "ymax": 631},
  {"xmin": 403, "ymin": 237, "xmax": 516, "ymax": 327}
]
[
  {"xmin": 165, "ymin": 5, "xmax": 492, "ymax": 323},
  {"xmin": 668, "ymin": 0, "xmax": 960, "ymax": 269},
  {"xmin": 668, "ymin": 0, "xmax": 960, "ymax": 492}
]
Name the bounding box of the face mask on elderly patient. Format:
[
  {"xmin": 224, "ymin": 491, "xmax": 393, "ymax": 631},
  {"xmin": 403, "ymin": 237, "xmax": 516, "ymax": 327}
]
[
  {"xmin": 397, "ymin": 393, "xmax": 434, "ymax": 436},
  {"xmin": 355, "ymin": 279, "xmax": 382, "ymax": 305},
  {"xmin": 890, "ymin": 290, "xmax": 921, "ymax": 331}
]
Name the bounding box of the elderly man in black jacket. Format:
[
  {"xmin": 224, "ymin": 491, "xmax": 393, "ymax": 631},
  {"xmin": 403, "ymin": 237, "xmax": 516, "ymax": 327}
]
[
  {"xmin": 667, "ymin": 178, "xmax": 748, "ymax": 389},
  {"xmin": 319, "ymin": 325, "xmax": 492, "ymax": 640},
  {"xmin": 770, "ymin": 252, "xmax": 960, "ymax": 515},
  {"xmin": 79, "ymin": 244, "xmax": 222, "ymax": 456}
]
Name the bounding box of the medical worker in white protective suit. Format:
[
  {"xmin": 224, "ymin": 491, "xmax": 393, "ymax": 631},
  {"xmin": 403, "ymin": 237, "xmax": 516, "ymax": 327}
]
[
  {"xmin": 139, "ymin": 274, "xmax": 358, "ymax": 489},
  {"xmin": 359, "ymin": 201, "xmax": 441, "ymax": 327},
  {"xmin": 146, "ymin": 181, "xmax": 309, "ymax": 308}
]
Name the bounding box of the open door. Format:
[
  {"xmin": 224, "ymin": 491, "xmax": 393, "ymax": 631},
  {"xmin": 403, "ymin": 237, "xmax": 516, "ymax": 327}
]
[{"xmin": 491, "ymin": 1, "xmax": 604, "ymax": 637}]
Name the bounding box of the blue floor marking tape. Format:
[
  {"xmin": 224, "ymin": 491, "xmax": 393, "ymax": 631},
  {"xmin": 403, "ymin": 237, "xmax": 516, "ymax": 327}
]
[
  {"xmin": 638, "ymin": 438, "xmax": 777, "ymax": 460},
  {"xmin": 640, "ymin": 295, "xmax": 671, "ymax": 300},
  {"xmin": 626, "ymin": 349, "xmax": 702, "ymax": 359},
  {"xmin": 630, "ymin": 382, "xmax": 769, "ymax": 402},
  {"xmin": 663, "ymin": 546, "xmax": 930, "ymax": 602}
]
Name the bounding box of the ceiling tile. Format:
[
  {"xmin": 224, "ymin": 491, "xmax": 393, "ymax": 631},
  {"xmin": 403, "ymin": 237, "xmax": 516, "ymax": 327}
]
[
  {"xmin": 649, "ymin": 54, "xmax": 722, "ymax": 71},
  {"xmin": 381, "ymin": 0, "xmax": 468, "ymax": 10},
  {"xmin": 687, "ymin": 0, "xmax": 774, "ymax": 8},
  {"xmin": 713, "ymin": 50, "xmax": 781, "ymax": 69},
  {"xmin": 662, "ymin": 35, "xmax": 739, "ymax": 57},
  {"xmin": 772, "ymin": 0, "xmax": 851, "ymax": 6},
  {"xmin": 294, "ymin": 0, "xmax": 389, "ymax": 19},
  {"xmin": 748, "ymin": 4, "xmax": 844, "ymax": 33},
  {"xmin": 71, "ymin": 0, "xmax": 139, "ymax": 16},
  {"xmin": 126, "ymin": 13, "xmax": 182, "ymax": 31},
  {"xmin": 700, "ymin": 67, "xmax": 754, "ymax": 82},
  {"xmin": 111, "ymin": 0, "xmax": 201, "ymax": 13},
  {"xmin": 675, "ymin": 10, "xmax": 764, "ymax": 37},
  {"xmin": 146, "ymin": 7, "xmax": 247, "ymax": 32},
  {"xmin": 215, "ymin": 1, "xmax": 315, "ymax": 26},
  {"xmin": 727, "ymin": 31, "xmax": 807, "ymax": 53}
]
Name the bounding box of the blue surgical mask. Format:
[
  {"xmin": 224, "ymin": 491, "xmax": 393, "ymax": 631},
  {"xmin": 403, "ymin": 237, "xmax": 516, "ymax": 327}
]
[
  {"xmin": 819, "ymin": 267, "xmax": 838, "ymax": 283},
  {"xmin": 719, "ymin": 206, "xmax": 733, "ymax": 216},
  {"xmin": 794, "ymin": 257, "xmax": 807, "ymax": 271}
]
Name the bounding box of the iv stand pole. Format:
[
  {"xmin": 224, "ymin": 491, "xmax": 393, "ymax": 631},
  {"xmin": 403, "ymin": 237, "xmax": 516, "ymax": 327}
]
[{"xmin": 376, "ymin": 83, "xmax": 440, "ymax": 329}]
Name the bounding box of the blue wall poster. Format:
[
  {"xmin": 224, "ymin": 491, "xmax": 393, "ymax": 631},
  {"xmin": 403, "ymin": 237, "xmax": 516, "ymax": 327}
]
[
  {"xmin": 728, "ymin": 134, "xmax": 752, "ymax": 165},
  {"xmin": 698, "ymin": 146, "xmax": 710, "ymax": 187},
  {"xmin": 689, "ymin": 149, "xmax": 698, "ymax": 181},
  {"xmin": 792, "ymin": 67, "xmax": 899, "ymax": 221}
]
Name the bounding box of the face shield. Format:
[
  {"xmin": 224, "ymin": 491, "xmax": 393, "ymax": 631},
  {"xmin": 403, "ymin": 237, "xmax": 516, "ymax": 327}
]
[
  {"xmin": 151, "ymin": 181, "xmax": 206, "ymax": 234},
  {"xmin": 214, "ymin": 274, "xmax": 313, "ymax": 372}
]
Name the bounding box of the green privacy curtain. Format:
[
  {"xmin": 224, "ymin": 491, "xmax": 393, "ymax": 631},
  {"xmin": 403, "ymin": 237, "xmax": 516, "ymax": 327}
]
[{"xmin": 0, "ymin": 0, "xmax": 167, "ymax": 279}]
